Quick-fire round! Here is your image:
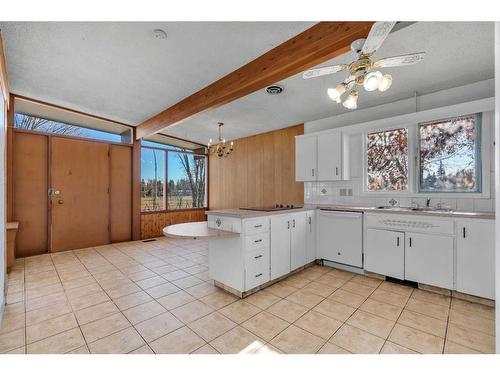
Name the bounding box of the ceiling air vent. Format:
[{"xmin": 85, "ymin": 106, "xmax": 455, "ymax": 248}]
[{"xmin": 265, "ymin": 85, "xmax": 284, "ymax": 95}]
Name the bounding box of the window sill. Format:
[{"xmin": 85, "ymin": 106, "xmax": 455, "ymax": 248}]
[{"xmin": 141, "ymin": 208, "xmax": 207, "ymax": 215}]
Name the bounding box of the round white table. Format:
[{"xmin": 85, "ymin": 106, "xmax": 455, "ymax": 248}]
[{"xmin": 163, "ymin": 221, "xmax": 240, "ymax": 240}]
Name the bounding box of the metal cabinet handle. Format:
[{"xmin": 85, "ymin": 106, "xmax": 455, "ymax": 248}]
[
  {"xmin": 335, "ymin": 167, "xmax": 339, "ymax": 176},
  {"xmin": 409, "ymin": 237, "xmax": 412, "ymax": 247},
  {"xmin": 57, "ymin": 199, "xmax": 64, "ymax": 205},
  {"xmin": 255, "ymin": 273, "xmax": 263, "ymax": 278},
  {"xmin": 396, "ymin": 237, "xmax": 400, "ymax": 247},
  {"xmin": 463, "ymin": 227, "xmax": 466, "ymax": 238},
  {"xmin": 254, "ymin": 239, "xmax": 262, "ymax": 243},
  {"xmin": 254, "ymin": 224, "xmax": 262, "ymax": 228},
  {"xmin": 287, "ymin": 221, "xmax": 290, "ymax": 229},
  {"xmin": 292, "ymin": 219, "xmax": 296, "ymax": 228},
  {"xmin": 312, "ymin": 168, "xmax": 315, "ymax": 177},
  {"xmin": 254, "ymin": 255, "xmax": 263, "ymax": 259}
]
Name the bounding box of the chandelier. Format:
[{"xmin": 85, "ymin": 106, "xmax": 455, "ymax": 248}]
[{"xmin": 208, "ymin": 122, "xmax": 234, "ymax": 158}]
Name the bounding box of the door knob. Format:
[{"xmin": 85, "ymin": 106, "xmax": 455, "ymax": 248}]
[{"xmin": 57, "ymin": 199, "xmax": 64, "ymax": 204}]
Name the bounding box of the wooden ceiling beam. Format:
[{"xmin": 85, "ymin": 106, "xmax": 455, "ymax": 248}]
[{"xmin": 136, "ymin": 21, "xmax": 374, "ymax": 140}]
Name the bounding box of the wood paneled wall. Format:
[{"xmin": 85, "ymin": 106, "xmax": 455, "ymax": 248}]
[
  {"xmin": 141, "ymin": 209, "xmax": 206, "ymax": 239},
  {"xmin": 209, "ymin": 124, "xmax": 304, "ymax": 209}
]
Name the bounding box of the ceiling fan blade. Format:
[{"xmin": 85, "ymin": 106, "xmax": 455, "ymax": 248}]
[
  {"xmin": 361, "ymin": 21, "xmax": 397, "ymax": 55},
  {"xmin": 302, "ymin": 64, "xmax": 348, "ymax": 79},
  {"xmin": 373, "ymin": 52, "xmax": 426, "ymax": 68}
]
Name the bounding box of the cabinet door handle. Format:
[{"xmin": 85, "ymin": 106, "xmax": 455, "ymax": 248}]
[
  {"xmin": 254, "ymin": 224, "xmax": 262, "ymax": 228},
  {"xmin": 312, "ymin": 168, "xmax": 315, "ymax": 177},
  {"xmin": 292, "ymin": 219, "xmax": 296, "ymax": 228},
  {"xmin": 254, "ymin": 255, "xmax": 263, "ymax": 259},
  {"xmin": 409, "ymin": 237, "xmax": 412, "ymax": 247},
  {"xmin": 255, "ymin": 273, "xmax": 263, "ymax": 278},
  {"xmin": 463, "ymin": 227, "xmax": 466, "ymax": 238},
  {"xmin": 335, "ymin": 167, "xmax": 339, "ymax": 176},
  {"xmin": 287, "ymin": 221, "xmax": 290, "ymax": 229},
  {"xmin": 254, "ymin": 239, "xmax": 262, "ymax": 243},
  {"xmin": 396, "ymin": 237, "xmax": 400, "ymax": 247}
]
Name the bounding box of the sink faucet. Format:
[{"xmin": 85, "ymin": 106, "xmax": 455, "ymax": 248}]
[{"xmin": 426, "ymin": 198, "xmax": 431, "ymax": 208}]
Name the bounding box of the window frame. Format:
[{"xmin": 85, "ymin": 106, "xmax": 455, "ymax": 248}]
[
  {"xmin": 361, "ymin": 111, "xmax": 491, "ymax": 198},
  {"xmin": 140, "ymin": 145, "xmax": 208, "ymax": 213},
  {"xmin": 12, "ymin": 112, "xmax": 133, "ymax": 146},
  {"xmin": 417, "ymin": 113, "xmax": 483, "ymax": 195}
]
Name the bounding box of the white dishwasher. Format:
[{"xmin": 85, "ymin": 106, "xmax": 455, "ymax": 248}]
[{"xmin": 318, "ymin": 210, "xmax": 363, "ymax": 268}]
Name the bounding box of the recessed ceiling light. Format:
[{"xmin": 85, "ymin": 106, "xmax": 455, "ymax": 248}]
[
  {"xmin": 153, "ymin": 29, "xmax": 167, "ymax": 40},
  {"xmin": 265, "ymin": 85, "xmax": 284, "ymax": 95}
]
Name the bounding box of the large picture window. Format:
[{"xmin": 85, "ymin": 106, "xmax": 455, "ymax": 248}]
[
  {"xmin": 366, "ymin": 128, "xmax": 408, "ymax": 192},
  {"xmin": 419, "ymin": 114, "xmax": 481, "ymax": 193},
  {"xmin": 141, "ymin": 146, "xmax": 207, "ymax": 212}
]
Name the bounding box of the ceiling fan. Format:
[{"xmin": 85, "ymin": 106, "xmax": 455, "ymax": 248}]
[{"xmin": 302, "ymin": 21, "xmax": 425, "ymax": 110}]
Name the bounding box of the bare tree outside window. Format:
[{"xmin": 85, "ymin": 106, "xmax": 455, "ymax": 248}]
[
  {"xmin": 366, "ymin": 128, "xmax": 409, "ymax": 191},
  {"xmin": 419, "ymin": 114, "xmax": 481, "ymax": 193},
  {"xmin": 14, "ymin": 113, "xmax": 84, "ymax": 136}
]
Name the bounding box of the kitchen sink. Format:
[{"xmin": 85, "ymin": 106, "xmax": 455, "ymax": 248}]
[{"xmin": 375, "ymin": 206, "xmax": 454, "ymax": 213}]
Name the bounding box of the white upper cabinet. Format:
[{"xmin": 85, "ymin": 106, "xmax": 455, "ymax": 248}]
[
  {"xmin": 317, "ymin": 132, "xmax": 342, "ymax": 181},
  {"xmin": 456, "ymin": 220, "xmax": 495, "ymax": 299},
  {"xmin": 295, "ymin": 136, "xmax": 317, "ymax": 181},
  {"xmin": 295, "ymin": 132, "xmax": 350, "ymax": 181}
]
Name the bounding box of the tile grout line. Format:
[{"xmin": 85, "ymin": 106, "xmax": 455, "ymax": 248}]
[{"xmin": 74, "ymin": 244, "xmax": 157, "ymax": 354}]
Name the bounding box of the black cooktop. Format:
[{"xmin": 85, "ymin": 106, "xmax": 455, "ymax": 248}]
[{"xmin": 239, "ymin": 204, "xmax": 303, "ymax": 212}]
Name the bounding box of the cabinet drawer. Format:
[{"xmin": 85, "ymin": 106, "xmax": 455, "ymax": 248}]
[
  {"xmin": 245, "ymin": 233, "xmax": 269, "ymax": 252},
  {"xmin": 245, "ymin": 248, "xmax": 270, "ymax": 291},
  {"xmin": 244, "ymin": 218, "xmax": 269, "ymax": 235}
]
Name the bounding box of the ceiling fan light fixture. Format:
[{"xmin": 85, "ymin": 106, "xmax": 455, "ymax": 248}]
[
  {"xmin": 378, "ymin": 74, "xmax": 393, "ymax": 92},
  {"xmin": 343, "ymin": 91, "xmax": 358, "ymax": 110},
  {"xmin": 363, "ymin": 70, "xmax": 382, "ymax": 91},
  {"xmin": 327, "ymin": 83, "xmax": 346, "ymax": 102}
]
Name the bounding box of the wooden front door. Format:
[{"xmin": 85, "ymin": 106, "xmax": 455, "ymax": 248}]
[{"xmin": 50, "ymin": 137, "xmax": 110, "ymax": 252}]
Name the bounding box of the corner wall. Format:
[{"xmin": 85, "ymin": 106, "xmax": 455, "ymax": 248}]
[{"xmin": 208, "ymin": 124, "xmax": 304, "ymax": 210}]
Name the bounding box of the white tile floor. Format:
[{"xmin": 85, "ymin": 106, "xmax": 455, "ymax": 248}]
[{"xmin": 0, "ymin": 237, "xmax": 496, "ymax": 354}]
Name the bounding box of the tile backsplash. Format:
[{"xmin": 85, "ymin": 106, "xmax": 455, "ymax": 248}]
[{"xmin": 304, "ymin": 176, "xmax": 496, "ymax": 212}]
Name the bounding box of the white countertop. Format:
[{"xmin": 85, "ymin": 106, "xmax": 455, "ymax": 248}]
[{"xmin": 207, "ymin": 204, "xmax": 495, "ymax": 220}]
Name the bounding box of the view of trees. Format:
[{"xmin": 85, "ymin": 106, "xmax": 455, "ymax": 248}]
[
  {"xmin": 366, "ymin": 128, "xmax": 408, "ymax": 191},
  {"xmin": 419, "ymin": 114, "xmax": 479, "ymax": 192},
  {"xmin": 169, "ymin": 152, "xmax": 206, "ymax": 209},
  {"xmin": 14, "ymin": 113, "xmax": 83, "ymax": 135},
  {"xmin": 141, "ymin": 148, "xmax": 206, "ymax": 211}
]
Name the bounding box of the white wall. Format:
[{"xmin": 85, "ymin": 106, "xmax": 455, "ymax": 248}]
[
  {"xmin": 304, "ymin": 80, "xmax": 496, "ymax": 212},
  {"xmin": 494, "ymin": 21, "xmax": 499, "ymax": 354}
]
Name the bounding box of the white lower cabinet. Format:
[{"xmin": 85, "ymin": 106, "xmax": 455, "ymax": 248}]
[
  {"xmin": 290, "ymin": 212, "xmax": 307, "ymax": 271},
  {"xmin": 456, "ymin": 220, "xmax": 495, "ymax": 299},
  {"xmin": 270, "ymin": 211, "xmax": 310, "ymax": 279},
  {"xmin": 306, "ymin": 211, "xmax": 316, "ymax": 263},
  {"xmin": 270, "ymin": 215, "xmax": 291, "ymax": 279},
  {"xmin": 404, "ymin": 232, "xmax": 454, "ymax": 290},
  {"xmin": 365, "ymin": 228, "xmax": 404, "ymax": 279}
]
